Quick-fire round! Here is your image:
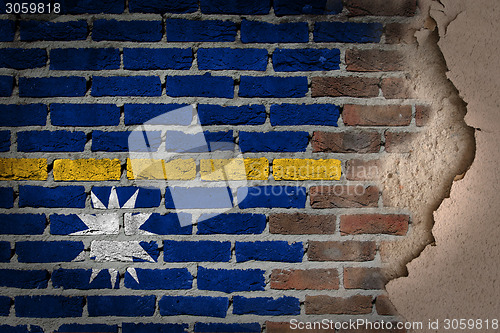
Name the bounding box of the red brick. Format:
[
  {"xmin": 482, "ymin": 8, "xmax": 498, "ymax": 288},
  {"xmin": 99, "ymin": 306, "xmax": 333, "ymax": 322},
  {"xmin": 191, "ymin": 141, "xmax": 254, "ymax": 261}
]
[
  {"xmin": 346, "ymin": 159, "xmax": 381, "ymax": 181},
  {"xmin": 310, "ymin": 185, "xmax": 379, "ymax": 208},
  {"xmin": 385, "ymin": 23, "xmax": 417, "ymax": 44},
  {"xmin": 311, "ymin": 76, "xmax": 379, "ymax": 98},
  {"xmin": 343, "ymin": 105, "xmax": 412, "ymax": 126},
  {"xmin": 270, "ymin": 269, "xmax": 339, "ymax": 290},
  {"xmin": 312, "ymin": 131, "xmax": 381, "ymax": 153},
  {"xmin": 269, "ymin": 213, "xmax": 336, "ymax": 234},
  {"xmin": 415, "ymin": 105, "xmax": 431, "ymax": 126},
  {"xmin": 381, "ymin": 77, "xmax": 414, "ymax": 99},
  {"xmin": 346, "ymin": 0, "xmax": 417, "ymax": 17},
  {"xmin": 346, "ymin": 49, "xmax": 406, "ymax": 72},
  {"xmin": 344, "ymin": 267, "xmax": 387, "ymax": 289},
  {"xmin": 385, "ymin": 131, "xmax": 418, "ymax": 153},
  {"xmin": 305, "ymin": 295, "xmax": 373, "ymax": 315},
  {"xmin": 376, "ymin": 295, "xmax": 399, "ymax": 315},
  {"xmin": 266, "ymin": 322, "xmax": 333, "ymax": 333},
  {"xmin": 340, "ymin": 214, "xmax": 409, "ymax": 235},
  {"xmin": 308, "ymin": 241, "xmax": 376, "ymax": 261}
]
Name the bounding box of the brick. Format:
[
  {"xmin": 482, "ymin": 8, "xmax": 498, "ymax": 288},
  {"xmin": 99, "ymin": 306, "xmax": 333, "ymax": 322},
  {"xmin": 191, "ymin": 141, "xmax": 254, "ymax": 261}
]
[
  {"xmin": 0, "ymin": 20, "xmax": 15, "ymax": 41},
  {"xmin": 163, "ymin": 240, "xmax": 231, "ymax": 262},
  {"xmin": 166, "ymin": 19, "xmax": 237, "ymax": 42},
  {"xmin": 0, "ymin": 105, "xmax": 47, "ymax": 127},
  {"xmin": 90, "ymin": 240, "xmax": 159, "ymax": 262},
  {"xmin": 0, "ymin": 269, "xmax": 49, "ymax": 289},
  {"xmin": 124, "ymin": 48, "xmax": 192, "ymax": 70},
  {"xmin": 237, "ymin": 186, "xmax": 307, "ymax": 209},
  {"xmin": 200, "ymin": 158, "xmax": 269, "ymax": 181},
  {"xmin": 197, "ymin": 213, "xmax": 266, "ymax": 235},
  {"xmin": 195, "ymin": 323, "xmax": 261, "ymax": 333},
  {"xmin": 92, "ymin": 131, "xmax": 162, "ymax": 152},
  {"xmin": 269, "ymin": 213, "xmax": 335, "ymax": 234},
  {"xmin": 166, "ymin": 186, "xmax": 233, "ymax": 209},
  {"xmin": 0, "ymin": 131, "xmax": 9, "ymax": 152},
  {"xmin": 124, "ymin": 104, "xmax": 192, "ymax": 125},
  {"xmin": 416, "ymin": 105, "xmax": 431, "ymax": 127},
  {"xmin": 198, "ymin": 267, "xmax": 265, "ymax": 293},
  {"xmin": 167, "ymin": 74, "xmax": 233, "ymax": 98},
  {"xmin": 311, "ymin": 76, "xmax": 380, "ymax": 97},
  {"xmin": 344, "ymin": 267, "xmax": 386, "ymax": 289},
  {"xmin": 305, "ymin": 295, "xmax": 372, "ymax": 314},
  {"xmin": 381, "ymin": 77, "xmax": 414, "ymax": 99},
  {"xmin": 312, "ymin": 131, "xmax": 381, "ymax": 153},
  {"xmin": 52, "ymin": 268, "xmax": 119, "ymax": 289},
  {"xmin": 130, "ymin": 0, "xmax": 197, "ymax": 13},
  {"xmin": 273, "ymin": 159, "xmax": 341, "ymax": 180},
  {"xmin": 239, "ymin": 131, "xmax": 308, "ymax": 152},
  {"xmin": 346, "ymin": 0, "xmax": 417, "ymax": 16},
  {"xmin": 93, "ymin": 20, "xmax": 162, "ymax": 42},
  {"xmin": 123, "ymin": 323, "xmax": 187, "ymax": 333},
  {"xmin": 346, "ymin": 159, "xmax": 381, "ymax": 181},
  {"xmin": 19, "ymin": 185, "xmax": 85, "ymax": 208},
  {"xmin": 343, "ymin": 105, "xmax": 412, "ymax": 126},
  {"xmin": 17, "ymin": 131, "xmax": 86, "ymax": 152},
  {"xmin": 15, "ymin": 296, "xmax": 83, "ymax": 318},
  {"xmin": 92, "ymin": 76, "xmax": 161, "ymax": 97},
  {"xmin": 198, "ymin": 104, "xmax": 266, "ymax": 125},
  {"xmin": 201, "ymin": 0, "xmax": 269, "ymax": 14},
  {"xmin": 125, "ymin": 268, "xmax": 192, "ymax": 290},
  {"xmin": 340, "ymin": 214, "xmax": 409, "ymax": 235},
  {"xmin": 57, "ymin": 324, "xmax": 118, "ymax": 333},
  {"xmin": 308, "ymin": 241, "xmax": 376, "ymax": 261},
  {"xmin": 20, "ymin": 21, "xmax": 87, "ymax": 41},
  {"xmin": 124, "ymin": 213, "xmax": 192, "ymax": 235},
  {"xmin": 0, "ymin": 325, "xmax": 43, "ymax": 332},
  {"xmin": 0, "ymin": 187, "xmax": 13, "ymax": 208},
  {"xmin": 0, "ymin": 76, "xmax": 13, "ymax": 96},
  {"xmin": 0, "ymin": 214, "xmax": 46, "ymax": 235},
  {"xmin": 63, "ymin": 0, "xmax": 124, "ymax": 14},
  {"xmin": 239, "ymin": 76, "xmax": 308, "ymax": 98},
  {"xmin": 50, "ymin": 213, "xmax": 119, "ymax": 235},
  {"xmin": 0, "ymin": 159, "xmax": 47, "ymax": 180},
  {"xmin": 0, "ymin": 242, "xmax": 10, "ymax": 262},
  {"xmin": 0, "ymin": 296, "xmax": 10, "ymax": 316},
  {"xmin": 19, "ymin": 77, "xmax": 86, "ymax": 97},
  {"xmin": 50, "ymin": 104, "xmax": 120, "ymax": 126},
  {"xmin": 385, "ymin": 131, "xmax": 418, "ymax": 153},
  {"xmin": 270, "ymin": 104, "xmax": 340, "ymax": 126},
  {"xmin": 315, "ymin": 22, "xmax": 382, "ymax": 43},
  {"xmin": 346, "ymin": 49, "xmax": 406, "ymax": 72},
  {"xmin": 271, "ymin": 269, "xmax": 339, "ymax": 290},
  {"xmin": 0, "ymin": 49, "xmax": 47, "ymax": 69},
  {"xmin": 376, "ymin": 295, "xmax": 398, "ymax": 315},
  {"xmin": 91, "ymin": 186, "xmax": 161, "ymax": 209},
  {"xmin": 235, "ymin": 241, "xmax": 303, "ymax": 262},
  {"xmin": 198, "ymin": 48, "xmax": 267, "ymax": 71},
  {"xmin": 385, "ymin": 23, "xmax": 417, "ymax": 44},
  {"xmin": 53, "ymin": 159, "xmax": 121, "ymax": 181},
  {"xmin": 233, "ymin": 296, "xmax": 300, "ymax": 316},
  {"xmin": 16, "ymin": 241, "xmax": 84, "ymax": 263},
  {"xmin": 50, "ymin": 48, "xmax": 120, "ymax": 70},
  {"xmin": 274, "ymin": 0, "xmax": 342, "ymax": 15},
  {"xmin": 241, "ymin": 20, "xmax": 308, "ymax": 43},
  {"xmin": 159, "ymin": 296, "xmax": 228, "ymax": 318},
  {"xmin": 273, "ymin": 48, "xmax": 340, "ymax": 71},
  {"xmin": 127, "ymin": 159, "xmax": 196, "ymax": 180},
  {"xmin": 88, "ymin": 296, "xmax": 155, "ymax": 317},
  {"xmin": 310, "ymin": 185, "xmax": 379, "ymax": 208},
  {"xmin": 165, "ymin": 129, "xmax": 235, "ymax": 152}
]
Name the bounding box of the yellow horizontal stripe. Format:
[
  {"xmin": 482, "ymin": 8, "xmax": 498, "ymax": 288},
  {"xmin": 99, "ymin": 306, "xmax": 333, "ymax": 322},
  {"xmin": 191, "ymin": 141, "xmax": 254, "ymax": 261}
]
[
  {"xmin": 200, "ymin": 158, "xmax": 269, "ymax": 181},
  {"xmin": 273, "ymin": 158, "xmax": 341, "ymax": 180},
  {"xmin": 0, "ymin": 158, "xmax": 47, "ymax": 180},
  {"xmin": 54, "ymin": 159, "xmax": 121, "ymax": 181},
  {"xmin": 127, "ymin": 158, "xmax": 196, "ymax": 180}
]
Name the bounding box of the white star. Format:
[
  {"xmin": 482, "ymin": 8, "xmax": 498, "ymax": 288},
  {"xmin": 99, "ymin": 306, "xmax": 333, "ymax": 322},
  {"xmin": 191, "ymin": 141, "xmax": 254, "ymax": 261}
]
[
  {"xmin": 89, "ymin": 240, "xmax": 156, "ymax": 262},
  {"xmin": 70, "ymin": 214, "xmax": 119, "ymax": 235},
  {"xmin": 124, "ymin": 213, "xmax": 153, "ymax": 235}
]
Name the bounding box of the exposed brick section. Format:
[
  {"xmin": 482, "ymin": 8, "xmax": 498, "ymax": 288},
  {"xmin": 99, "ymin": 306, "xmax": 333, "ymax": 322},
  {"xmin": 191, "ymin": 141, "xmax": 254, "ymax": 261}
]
[
  {"xmin": 270, "ymin": 269, "xmax": 339, "ymax": 290},
  {"xmin": 311, "ymin": 76, "xmax": 379, "ymax": 98},
  {"xmin": 376, "ymin": 295, "xmax": 399, "ymax": 315},
  {"xmin": 346, "ymin": 159, "xmax": 381, "ymax": 181},
  {"xmin": 343, "ymin": 105, "xmax": 412, "ymax": 126},
  {"xmin": 340, "ymin": 214, "xmax": 410, "ymax": 235},
  {"xmin": 305, "ymin": 295, "xmax": 373, "ymax": 314},
  {"xmin": 313, "ymin": 131, "xmax": 381, "ymax": 153},
  {"xmin": 308, "ymin": 241, "xmax": 377, "ymax": 261},
  {"xmin": 416, "ymin": 105, "xmax": 432, "ymax": 126},
  {"xmin": 269, "ymin": 213, "xmax": 336, "ymax": 234},
  {"xmin": 385, "ymin": 23, "xmax": 417, "ymax": 44},
  {"xmin": 346, "ymin": 0, "xmax": 417, "ymax": 16},
  {"xmin": 381, "ymin": 77, "xmax": 414, "ymax": 99},
  {"xmin": 344, "ymin": 267, "xmax": 387, "ymax": 289},
  {"xmin": 346, "ymin": 49, "xmax": 406, "ymax": 72},
  {"xmin": 385, "ymin": 131, "xmax": 418, "ymax": 153},
  {"xmin": 310, "ymin": 185, "xmax": 379, "ymax": 208}
]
